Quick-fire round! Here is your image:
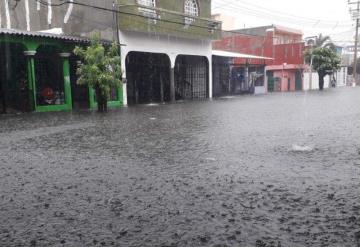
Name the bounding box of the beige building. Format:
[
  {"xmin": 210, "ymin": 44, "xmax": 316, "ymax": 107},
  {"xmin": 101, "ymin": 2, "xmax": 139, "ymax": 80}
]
[{"xmin": 212, "ymin": 14, "xmax": 236, "ymax": 31}]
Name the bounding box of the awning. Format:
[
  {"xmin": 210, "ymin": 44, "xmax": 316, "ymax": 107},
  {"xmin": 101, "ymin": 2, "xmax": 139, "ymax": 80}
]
[
  {"xmin": 266, "ymin": 64, "xmax": 307, "ymax": 71},
  {"xmin": 212, "ymin": 50, "xmax": 273, "ymax": 60}
]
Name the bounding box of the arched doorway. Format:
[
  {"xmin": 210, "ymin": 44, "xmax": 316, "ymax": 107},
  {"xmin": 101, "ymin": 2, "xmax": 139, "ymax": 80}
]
[
  {"xmin": 174, "ymin": 55, "xmax": 209, "ymax": 100},
  {"xmin": 126, "ymin": 52, "xmax": 171, "ymax": 105}
]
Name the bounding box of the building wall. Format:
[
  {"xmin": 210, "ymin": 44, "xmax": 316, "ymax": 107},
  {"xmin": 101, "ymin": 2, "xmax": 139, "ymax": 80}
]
[
  {"xmin": 0, "ymin": 0, "xmax": 116, "ymax": 40},
  {"xmin": 273, "ymin": 42, "xmax": 304, "ymax": 65},
  {"xmin": 303, "ymin": 73, "xmax": 330, "ymax": 90},
  {"xmin": 213, "ymin": 33, "xmax": 272, "ymax": 65},
  {"xmin": 273, "ymin": 70, "xmax": 296, "ymax": 92},
  {"xmin": 303, "ymin": 68, "xmax": 348, "ymax": 90},
  {"xmin": 117, "ymin": 1, "xmax": 217, "ymax": 104},
  {"xmin": 1, "ymin": 0, "xmax": 217, "ymax": 105},
  {"xmin": 336, "ymin": 67, "xmax": 348, "ymax": 86},
  {"xmin": 119, "ymin": 30, "xmax": 213, "ymax": 105},
  {"xmin": 213, "ymin": 26, "xmax": 305, "ymax": 67},
  {"xmin": 117, "ymin": 0, "xmax": 220, "ymax": 40},
  {"xmin": 273, "ymin": 29, "xmax": 302, "ymax": 45},
  {"xmin": 0, "ymin": 0, "xmax": 220, "ymax": 41},
  {"xmin": 118, "ymin": 0, "xmax": 212, "ymax": 18},
  {"xmin": 212, "ymin": 14, "xmax": 236, "ymax": 31}
]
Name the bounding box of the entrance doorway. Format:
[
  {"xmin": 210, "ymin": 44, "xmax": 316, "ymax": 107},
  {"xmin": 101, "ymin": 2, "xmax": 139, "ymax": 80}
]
[
  {"xmin": 35, "ymin": 45, "xmax": 65, "ymax": 107},
  {"xmin": 70, "ymin": 57, "xmax": 89, "ymax": 110},
  {"xmin": 175, "ymin": 55, "xmax": 209, "ymax": 100},
  {"xmin": 267, "ymin": 71, "xmax": 275, "ymax": 92},
  {"xmin": 0, "ymin": 42, "xmax": 28, "ymax": 114},
  {"xmin": 295, "ymin": 71, "xmax": 303, "ymax": 91},
  {"xmin": 212, "ymin": 56, "xmax": 231, "ymax": 97},
  {"xmin": 126, "ymin": 52, "xmax": 171, "ymax": 105}
]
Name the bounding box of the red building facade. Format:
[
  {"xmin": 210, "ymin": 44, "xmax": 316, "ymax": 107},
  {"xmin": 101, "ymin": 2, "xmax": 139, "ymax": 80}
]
[{"xmin": 213, "ymin": 25, "xmax": 306, "ymax": 92}]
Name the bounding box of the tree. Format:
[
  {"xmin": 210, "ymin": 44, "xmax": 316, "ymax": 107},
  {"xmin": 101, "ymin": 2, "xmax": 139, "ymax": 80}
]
[
  {"xmin": 307, "ymin": 33, "xmax": 336, "ymax": 51},
  {"xmin": 305, "ymin": 47, "xmax": 341, "ymax": 90},
  {"xmin": 74, "ymin": 35, "xmax": 122, "ymax": 112}
]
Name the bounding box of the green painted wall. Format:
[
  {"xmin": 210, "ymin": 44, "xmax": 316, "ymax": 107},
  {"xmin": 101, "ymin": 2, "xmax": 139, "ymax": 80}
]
[
  {"xmin": 117, "ymin": 0, "xmax": 221, "ymax": 39},
  {"xmin": 0, "ymin": 35, "xmax": 123, "ymax": 113}
]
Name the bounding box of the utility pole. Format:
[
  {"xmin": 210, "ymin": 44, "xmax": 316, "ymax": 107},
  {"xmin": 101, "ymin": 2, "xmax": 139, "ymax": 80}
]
[
  {"xmin": 305, "ymin": 36, "xmax": 317, "ymax": 90},
  {"xmin": 355, "ymin": 18, "xmax": 359, "ymax": 86},
  {"xmin": 349, "ymin": 0, "xmax": 360, "ymax": 86}
]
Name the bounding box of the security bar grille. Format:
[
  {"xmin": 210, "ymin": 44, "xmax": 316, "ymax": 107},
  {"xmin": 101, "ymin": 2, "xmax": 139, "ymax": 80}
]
[{"xmin": 137, "ymin": 0, "xmax": 156, "ymax": 7}]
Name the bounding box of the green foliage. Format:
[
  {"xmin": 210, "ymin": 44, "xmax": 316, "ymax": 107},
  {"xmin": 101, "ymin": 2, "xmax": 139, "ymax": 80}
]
[
  {"xmin": 73, "ymin": 34, "xmax": 122, "ymax": 100},
  {"xmin": 305, "ymin": 47, "xmax": 341, "ymax": 76},
  {"xmin": 307, "ymin": 34, "xmax": 336, "ymax": 51}
]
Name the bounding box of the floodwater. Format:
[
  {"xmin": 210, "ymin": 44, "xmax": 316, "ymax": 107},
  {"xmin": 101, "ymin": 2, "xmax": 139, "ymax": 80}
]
[{"xmin": 0, "ymin": 87, "xmax": 360, "ymax": 247}]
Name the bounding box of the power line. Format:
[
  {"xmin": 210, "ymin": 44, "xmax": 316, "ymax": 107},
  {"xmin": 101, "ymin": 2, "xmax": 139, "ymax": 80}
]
[
  {"xmin": 33, "ymin": 0, "xmax": 349, "ymax": 46},
  {"xmin": 349, "ymin": 0, "xmax": 360, "ymax": 84},
  {"xmin": 213, "ymin": 0, "xmax": 352, "ymax": 28},
  {"xmin": 214, "ymin": 0, "xmax": 352, "ymax": 24}
]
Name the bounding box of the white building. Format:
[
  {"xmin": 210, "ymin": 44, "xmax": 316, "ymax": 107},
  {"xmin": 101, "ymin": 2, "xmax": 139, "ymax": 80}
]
[{"xmin": 117, "ymin": 0, "xmax": 221, "ymax": 105}]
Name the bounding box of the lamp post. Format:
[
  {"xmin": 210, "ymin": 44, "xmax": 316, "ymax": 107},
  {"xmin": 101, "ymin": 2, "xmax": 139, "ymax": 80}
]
[
  {"xmin": 305, "ymin": 36, "xmax": 317, "ymax": 90},
  {"xmin": 310, "ymin": 52, "xmax": 314, "ymax": 90},
  {"xmin": 282, "ymin": 63, "xmax": 287, "ymax": 91},
  {"xmin": 349, "ymin": 0, "xmax": 360, "ymax": 86}
]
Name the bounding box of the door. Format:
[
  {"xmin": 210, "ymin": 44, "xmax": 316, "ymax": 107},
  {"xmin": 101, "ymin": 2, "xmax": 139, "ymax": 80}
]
[
  {"xmin": 288, "ymin": 78, "xmax": 291, "ymax": 91},
  {"xmin": 267, "ymin": 71, "xmax": 274, "ymax": 92},
  {"xmin": 295, "ymin": 71, "xmax": 302, "ymax": 91}
]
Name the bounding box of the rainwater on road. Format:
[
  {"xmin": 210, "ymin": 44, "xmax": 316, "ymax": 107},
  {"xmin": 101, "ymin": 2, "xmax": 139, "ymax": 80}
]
[{"xmin": 1, "ymin": 87, "xmax": 360, "ymax": 247}]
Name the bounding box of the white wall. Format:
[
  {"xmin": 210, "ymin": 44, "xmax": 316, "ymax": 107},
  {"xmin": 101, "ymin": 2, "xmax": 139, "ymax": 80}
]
[
  {"xmin": 119, "ymin": 31, "xmax": 213, "ymax": 105},
  {"xmin": 303, "ymin": 72, "xmax": 330, "ymax": 90},
  {"xmin": 335, "ymin": 67, "xmax": 348, "ymax": 87},
  {"xmin": 303, "ymin": 68, "xmax": 347, "ymax": 90},
  {"xmin": 254, "ymin": 86, "xmax": 266, "ymax": 95}
]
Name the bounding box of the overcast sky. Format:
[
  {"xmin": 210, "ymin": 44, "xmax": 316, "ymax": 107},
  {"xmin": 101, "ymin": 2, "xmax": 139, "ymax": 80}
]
[{"xmin": 212, "ymin": 0, "xmax": 355, "ymax": 45}]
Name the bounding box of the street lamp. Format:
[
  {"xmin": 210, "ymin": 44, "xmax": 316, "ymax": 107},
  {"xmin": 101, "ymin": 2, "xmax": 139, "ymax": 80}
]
[
  {"xmin": 310, "ymin": 51, "xmax": 314, "ymax": 90},
  {"xmin": 305, "ymin": 36, "xmax": 318, "ymax": 90},
  {"xmin": 282, "ymin": 63, "xmax": 287, "ymax": 91}
]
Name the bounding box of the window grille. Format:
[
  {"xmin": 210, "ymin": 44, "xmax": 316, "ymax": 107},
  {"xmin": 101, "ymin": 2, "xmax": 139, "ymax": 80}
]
[
  {"xmin": 137, "ymin": 0, "xmax": 155, "ymax": 7},
  {"xmin": 184, "ymin": 0, "xmax": 199, "ymax": 25},
  {"xmin": 137, "ymin": 0, "xmax": 157, "ymax": 23}
]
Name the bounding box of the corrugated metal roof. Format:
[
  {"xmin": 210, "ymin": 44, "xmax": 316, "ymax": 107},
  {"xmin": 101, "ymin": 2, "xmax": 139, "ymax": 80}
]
[{"xmin": 0, "ymin": 28, "xmax": 90, "ymax": 43}]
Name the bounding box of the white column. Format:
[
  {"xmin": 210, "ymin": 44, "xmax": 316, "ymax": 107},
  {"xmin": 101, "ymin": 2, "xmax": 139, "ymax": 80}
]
[
  {"xmin": 47, "ymin": 0, "xmax": 52, "ymax": 26},
  {"xmin": 64, "ymin": 0, "xmax": 74, "ymax": 24},
  {"xmin": 121, "ymin": 51, "xmax": 128, "ymax": 106},
  {"xmin": 208, "ymin": 55, "xmax": 213, "ymax": 98},
  {"xmin": 5, "ymin": 0, "xmax": 11, "ymax": 29},
  {"xmin": 25, "ymin": 0, "xmax": 30, "ymax": 31},
  {"xmin": 170, "ymin": 55, "xmax": 176, "ymax": 102}
]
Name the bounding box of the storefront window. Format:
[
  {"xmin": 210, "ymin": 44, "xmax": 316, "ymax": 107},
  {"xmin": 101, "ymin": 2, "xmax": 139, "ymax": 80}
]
[{"xmin": 35, "ymin": 46, "xmax": 65, "ymax": 106}]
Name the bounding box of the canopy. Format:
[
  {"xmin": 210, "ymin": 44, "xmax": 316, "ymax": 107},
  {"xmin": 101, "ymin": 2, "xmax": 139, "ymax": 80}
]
[{"xmin": 212, "ymin": 50, "xmax": 273, "ymax": 60}]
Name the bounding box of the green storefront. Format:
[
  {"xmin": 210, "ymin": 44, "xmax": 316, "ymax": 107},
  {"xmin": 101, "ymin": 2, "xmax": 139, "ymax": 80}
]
[{"xmin": 0, "ymin": 29, "xmax": 123, "ymax": 113}]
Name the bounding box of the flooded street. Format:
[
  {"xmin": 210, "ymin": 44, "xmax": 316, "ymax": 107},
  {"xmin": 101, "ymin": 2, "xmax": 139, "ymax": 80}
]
[{"xmin": 1, "ymin": 87, "xmax": 360, "ymax": 247}]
